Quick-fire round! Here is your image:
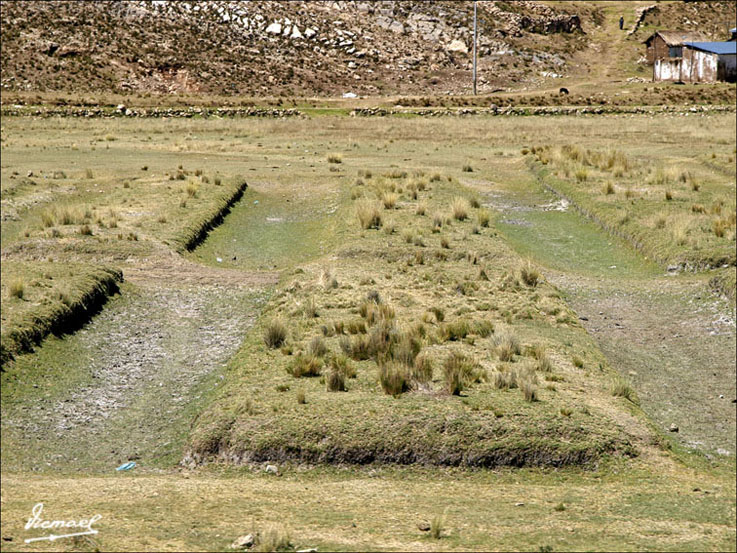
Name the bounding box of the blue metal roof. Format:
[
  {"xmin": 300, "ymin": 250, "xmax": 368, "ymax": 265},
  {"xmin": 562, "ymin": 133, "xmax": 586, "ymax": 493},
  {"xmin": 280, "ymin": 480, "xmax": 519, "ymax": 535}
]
[{"xmin": 684, "ymin": 41, "xmax": 737, "ymax": 55}]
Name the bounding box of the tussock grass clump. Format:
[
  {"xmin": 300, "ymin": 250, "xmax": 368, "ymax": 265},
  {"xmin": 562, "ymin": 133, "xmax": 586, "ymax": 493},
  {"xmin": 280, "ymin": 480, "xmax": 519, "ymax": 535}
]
[
  {"xmin": 326, "ymin": 369, "xmax": 346, "ymax": 392},
  {"xmin": 356, "ymin": 199, "xmax": 383, "ymax": 229},
  {"xmin": 665, "ymin": 190, "xmax": 673, "ymax": 201},
  {"xmin": 186, "ymin": 182, "xmax": 199, "ymax": 198},
  {"xmin": 713, "ymin": 219, "xmax": 726, "ymax": 238},
  {"xmin": 430, "ymin": 515, "xmax": 445, "ymax": 540},
  {"xmin": 330, "ymin": 354, "xmax": 357, "ymax": 379},
  {"xmin": 327, "ymin": 153, "xmax": 343, "ymax": 164},
  {"xmin": 451, "ymin": 197, "xmax": 470, "ymax": 221},
  {"xmin": 264, "ymin": 320, "xmax": 287, "ymax": 348},
  {"xmin": 9, "ymin": 279, "xmax": 25, "ymax": 299},
  {"xmin": 360, "ymin": 301, "xmax": 395, "ymax": 325},
  {"xmin": 79, "ymin": 224, "xmax": 93, "ymax": 236},
  {"xmin": 440, "ymin": 319, "xmax": 470, "ymax": 341},
  {"xmin": 472, "ymin": 319, "xmax": 494, "ymax": 337},
  {"xmin": 379, "ymin": 361, "xmax": 410, "ymax": 396},
  {"xmin": 412, "ymin": 353, "xmax": 434, "ymax": 384},
  {"xmin": 392, "ymin": 332, "xmax": 422, "ymax": 367},
  {"xmin": 287, "ymin": 353, "xmax": 323, "ymax": 378},
  {"xmin": 604, "ymin": 182, "xmax": 615, "ymax": 195},
  {"xmin": 462, "ymin": 164, "xmax": 473, "ymax": 173},
  {"xmin": 296, "ymin": 390, "xmax": 306, "ymax": 404},
  {"xmin": 343, "ymin": 334, "xmax": 371, "ymax": 361},
  {"xmin": 574, "ymin": 167, "xmax": 588, "ymax": 182},
  {"xmin": 307, "ymin": 336, "xmax": 329, "ymax": 358},
  {"xmin": 252, "ymin": 526, "xmax": 292, "ymax": 552},
  {"xmin": 429, "ymin": 306, "xmax": 445, "ymax": 323},
  {"xmin": 494, "ymin": 332, "xmax": 521, "ymax": 361},
  {"xmin": 303, "ymin": 297, "xmax": 319, "ymax": 318},
  {"xmin": 611, "ymin": 378, "xmax": 638, "ymax": 403},
  {"xmin": 416, "ymin": 202, "xmax": 427, "ymax": 216},
  {"xmin": 443, "ymin": 351, "xmax": 481, "ymax": 395},
  {"xmin": 520, "ymin": 376, "xmax": 539, "ymax": 402},
  {"xmin": 520, "ymin": 262, "xmax": 540, "ymax": 287},
  {"xmin": 381, "ymin": 191, "xmax": 398, "ymax": 209},
  {"xmin": 432, "ymin": 212, "xmax": 444, "ymax": 229},
  {"xmin": 440, "ymin": 236, "xmax": 450, "ymax": 249},
  {"xmin": 346, "ymin": 319, "xmax": 367, "ymax": 335},
  {"xmin": 491, "ymin": 366, "xmax": 519, "ymax": 390},
  {"xmin": 572, "ymin": 356, "xmax": 585, "ymax": 369},
  {"xmin": 477, "ymin": 209, "xmax": 490, "ymax": 227}
]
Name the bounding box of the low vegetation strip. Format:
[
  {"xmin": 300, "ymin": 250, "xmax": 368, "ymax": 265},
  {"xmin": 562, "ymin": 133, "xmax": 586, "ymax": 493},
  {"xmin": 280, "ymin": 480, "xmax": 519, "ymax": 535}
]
[
  {"xmin": 528, "ymin": 147, "xmax": 736, "ymax": 271},
  {"xmin": 0, "ymin": 262, "xmax": 122, "ymax": 367},
  {"xmin": 186, "ymin": 172, "xmax": 649, "ymax": 468},
  {"xmin": 178, "ymin": 178, "xmax": 249, "ymax": 252}
]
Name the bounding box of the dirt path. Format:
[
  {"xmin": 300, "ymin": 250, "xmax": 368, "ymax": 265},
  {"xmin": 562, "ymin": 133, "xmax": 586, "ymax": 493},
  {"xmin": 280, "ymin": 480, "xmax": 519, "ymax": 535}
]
[
  {"xmin": 479, "ymin": 182, "xmax": 737, "ymax": 457},
  {"xmin": 1, "ymin": 262, "xmax": 277, "ymax": 472}
]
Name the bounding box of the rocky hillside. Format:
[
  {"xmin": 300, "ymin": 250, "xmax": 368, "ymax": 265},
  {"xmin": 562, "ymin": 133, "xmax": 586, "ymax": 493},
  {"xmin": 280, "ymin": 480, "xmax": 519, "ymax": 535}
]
[
  {"xmin": 0, "ymin": 0, "xmax": 588, "ymax": 96},
  {"xmin": 0, "ymin": 1, "xmax": 734, "ymax": 98}
]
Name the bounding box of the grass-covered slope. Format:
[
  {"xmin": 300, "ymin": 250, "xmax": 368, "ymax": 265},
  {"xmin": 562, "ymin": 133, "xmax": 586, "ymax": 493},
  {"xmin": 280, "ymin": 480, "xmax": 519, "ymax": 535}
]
[{"xmin": 186, "ymin": 172, "xmax": 650, "ymax": 468}]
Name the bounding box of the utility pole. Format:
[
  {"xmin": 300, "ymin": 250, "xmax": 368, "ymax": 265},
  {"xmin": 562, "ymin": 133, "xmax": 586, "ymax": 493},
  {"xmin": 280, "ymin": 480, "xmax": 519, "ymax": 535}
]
[{"xmin": 472, "ymin": 0, "xmax": 478, "ymax": 95}]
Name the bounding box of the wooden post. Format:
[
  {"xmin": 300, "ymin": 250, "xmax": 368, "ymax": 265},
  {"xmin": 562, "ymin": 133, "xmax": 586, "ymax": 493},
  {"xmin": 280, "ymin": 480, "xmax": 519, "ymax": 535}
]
[{"xmin": 473, "ymin": 1, "xmax": 478, "ymax": 95}]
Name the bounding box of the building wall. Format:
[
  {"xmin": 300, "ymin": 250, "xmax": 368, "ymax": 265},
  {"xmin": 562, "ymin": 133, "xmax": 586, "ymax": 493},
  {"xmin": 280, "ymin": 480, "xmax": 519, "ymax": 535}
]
[
  {"xmin": 718, "ymin": 54, "xmax": 736, "ymax": 82},
  {"xmin": 646, "ymin": 35, "xmax": 671, "ymax": 65},
  {"xmin": 654, "ymin": 49, "xmax": 728, "ymax": 82}
]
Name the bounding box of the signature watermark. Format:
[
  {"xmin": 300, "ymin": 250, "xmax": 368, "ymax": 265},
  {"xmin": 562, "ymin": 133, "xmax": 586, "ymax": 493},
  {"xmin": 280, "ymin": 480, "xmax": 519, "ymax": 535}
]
[{"xmin": 24, "ymin": 503, "xmax": 102, "ymax": 543}]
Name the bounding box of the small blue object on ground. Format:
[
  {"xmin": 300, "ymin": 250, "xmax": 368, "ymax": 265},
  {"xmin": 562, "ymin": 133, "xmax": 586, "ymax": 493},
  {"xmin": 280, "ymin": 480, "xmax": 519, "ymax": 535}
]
[{"xmin": 116, "ymin": 461, "xmax": 136, "ymax": 471}]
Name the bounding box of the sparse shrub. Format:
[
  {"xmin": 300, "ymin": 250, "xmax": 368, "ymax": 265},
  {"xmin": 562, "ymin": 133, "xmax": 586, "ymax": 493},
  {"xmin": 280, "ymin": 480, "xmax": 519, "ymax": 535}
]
[
  {"xmin": 308, "ymin": 336, "xmax": 329, "ymax": 357},
  {"xmin": 264, "ymin": 320, "xmax": 287, "ymax": 348},
  {"xmin": 520, "ymin": 262, "xmax": 540, "ymax": 287},
  {"xmin": 477, "ymin": 209, "xmax": 490, "ymax": 227},
  {"xmin": 327, "ymin": 153, "xmax": 343, "ymax": 164},
  {"xmin": 9, "ymin": 279, "xmax": 24, "ymax": 299},
  {"xmin": 379, "ymin": 361, "xmax": 410, "ymax": 396},
  {"xmin": 451, "ymin": 197, "xmax": 470, "ymax": 221},
  {"xmin": 443, "ymin": 351, "xmax": 480, "ymax": 395},
  {"xmin": 287, "ymin": 353, "xmax": 323, "ymax": 377},
  {"xmin": 356, "ymin": 199, "xmax": 383, "ymax": 229}
]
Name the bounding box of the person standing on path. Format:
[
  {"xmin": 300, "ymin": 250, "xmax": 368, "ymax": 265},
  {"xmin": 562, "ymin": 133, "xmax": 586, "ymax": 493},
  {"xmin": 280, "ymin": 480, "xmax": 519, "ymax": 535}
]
[{"xmin": 619, "ymin": 16, "xmax": 624, "ymax": 30}]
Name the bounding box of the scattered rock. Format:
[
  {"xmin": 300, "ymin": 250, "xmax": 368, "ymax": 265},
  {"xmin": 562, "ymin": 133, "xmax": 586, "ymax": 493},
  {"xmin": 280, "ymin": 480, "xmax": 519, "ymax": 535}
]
[
  {"xmin": 265, "ymin": 464, "xmax": 279, "ymax": 474},
  {"xmin": 265, "ymin": 22, "xmax": 282, "ymax": 35},
  {"xmin": 446, "ymin": 39, "xmax": 468, "ymax": 53},
  {"xmin": 669, "ymin": 424, "xmax": 679, "ymax": 433},
  {"xmin": 230, "ymin": 534, "xmax": 254, "ymax": 549},
  {"xmin": 418, "ymin": 522, "xmax": 431, "ymax": 532}
]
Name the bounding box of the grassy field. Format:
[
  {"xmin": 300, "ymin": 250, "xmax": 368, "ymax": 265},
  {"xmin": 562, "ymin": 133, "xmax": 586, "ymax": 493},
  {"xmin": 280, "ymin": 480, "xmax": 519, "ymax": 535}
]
[{"xmin": 1, "ymin": 112, "xmax": 735, "ymax": 551}]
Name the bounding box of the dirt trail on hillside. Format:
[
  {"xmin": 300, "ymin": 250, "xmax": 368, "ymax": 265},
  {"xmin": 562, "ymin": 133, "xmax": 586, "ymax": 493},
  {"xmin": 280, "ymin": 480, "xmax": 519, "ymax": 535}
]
[
  {"xmin": 481, "ymin": 185, "xmax": 737, "ymax": 457},
  {"xmin": 1, "ymin": 264, "xmax": 277, "ymax": 472}
]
